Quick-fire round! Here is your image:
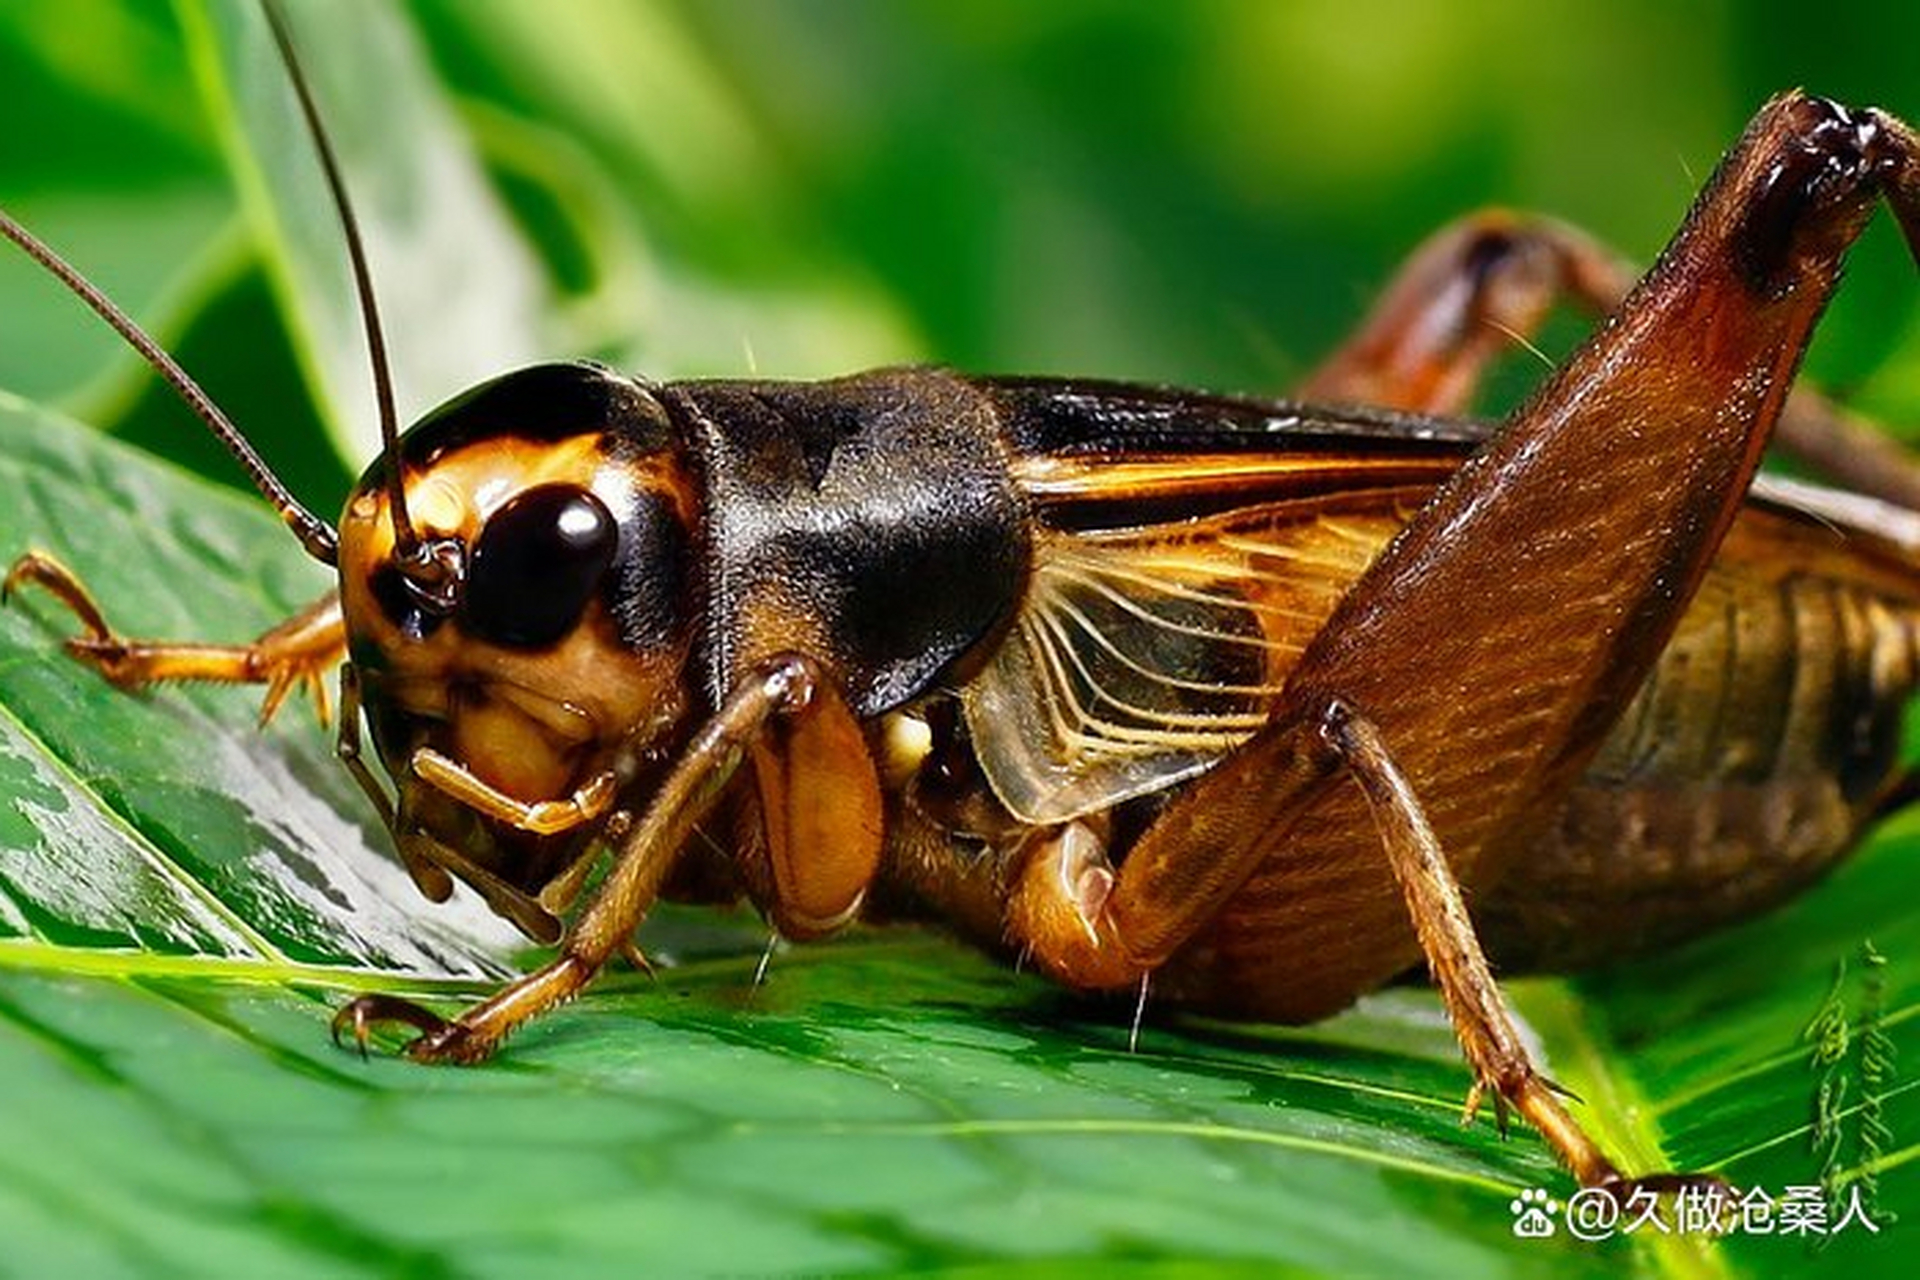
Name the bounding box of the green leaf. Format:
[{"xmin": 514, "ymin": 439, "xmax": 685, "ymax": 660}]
[{"xmin": 3, "ymin": 2, "xmax": 1919, "ymax": 1277}]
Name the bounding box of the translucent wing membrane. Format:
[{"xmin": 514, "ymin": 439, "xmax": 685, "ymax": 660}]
[{"xmin": 966, "ymin": 494, "xmax": 1424, "ymax": 823}]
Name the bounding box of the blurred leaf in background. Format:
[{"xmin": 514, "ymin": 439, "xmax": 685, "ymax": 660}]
[{"xmin": 0, "ymin": 1, "xmax": 1917, "ymax": 1275}]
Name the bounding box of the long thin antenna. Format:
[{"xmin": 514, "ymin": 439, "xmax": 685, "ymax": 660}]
[
  {"xmin": 0, "ymin": 208, "xmax": 340, "ymax": 566},
  {"xmin": 261, "ymin": 0, "xmax": 429, "ymax": 579}
]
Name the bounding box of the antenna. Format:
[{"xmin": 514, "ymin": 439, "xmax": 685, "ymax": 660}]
[
  {"xmin": 262, "ymin": 0, "xmax": 448, "ymax": 595},
  {"xmin": 0, "ymin": 208, "xmax": 340, "ymax": 566}
]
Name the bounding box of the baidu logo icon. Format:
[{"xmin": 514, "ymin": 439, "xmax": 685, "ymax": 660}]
[{"xmin": 1509, "ymin": 1188, "xmax": 1561, "ymax": 1238}]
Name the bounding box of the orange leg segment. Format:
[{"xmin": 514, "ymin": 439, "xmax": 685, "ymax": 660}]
[{"xmin": 4, "ymin": 549, "xmax": 345, "ymax": 725}]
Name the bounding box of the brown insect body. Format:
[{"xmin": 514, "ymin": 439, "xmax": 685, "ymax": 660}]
[{"xmin": 334, "ymin": 357, "xmax": 1920, "ymax": 1022}]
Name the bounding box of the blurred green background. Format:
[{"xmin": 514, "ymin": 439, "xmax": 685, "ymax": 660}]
[
  {"xmin": 2, "ymin": 3, "xmax": 1918, "ymax": 1276},
  {"xmin": 1, "ymin": 0, "xmax": 1916, "ymax": 514}
]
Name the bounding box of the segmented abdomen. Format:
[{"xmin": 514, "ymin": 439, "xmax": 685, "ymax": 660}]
[{"xmin": 1477, "ymin": 509, "xmax": 1920, "ymax": 970}]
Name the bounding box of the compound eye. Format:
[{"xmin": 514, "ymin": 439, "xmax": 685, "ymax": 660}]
[{"xmin": 465, "ymin": 485, "xmax": 617, "ymax": 648}]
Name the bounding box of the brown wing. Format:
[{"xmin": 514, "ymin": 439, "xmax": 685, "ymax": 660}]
[{"xmin": 964, "ymin": 489, "xmax": 1433, "ymax": 823}]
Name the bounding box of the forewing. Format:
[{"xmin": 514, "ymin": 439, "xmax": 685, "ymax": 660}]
[{"xmin": 964, "ymin": 493, "xmax": 1428, "ymax": 823}]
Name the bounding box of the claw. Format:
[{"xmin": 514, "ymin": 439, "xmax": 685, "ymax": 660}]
[
  {"xmin": 1460, "ymin": 1077, "xmax": 1519, "ymax": 1136},
  {"xmin": 618, "ymin": 939, "xmax": 656, "ymax": 976},
  {"xmin": 330, "ymin": 992, "xmax": 452, "ymax": 1060},
  {"xmin": 7, "ymin": 551, "xmax": 118, "ymax": 650},
  {"xmin": 328, "ymin": 992, "xmax": 510, "ymax": 1065},
  {"xmin": 1461, "ymin": 1080, "xmax": 1485, "ymax": 1127},
  {"xmin": 1539, "ymin": 1074, "xmax": 1583, "ymax": 1104}
]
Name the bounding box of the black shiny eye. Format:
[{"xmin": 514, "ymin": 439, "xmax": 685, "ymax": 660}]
[{"xmin": 464, "ymin": 485, "xmax": 617, "ymax": 648}]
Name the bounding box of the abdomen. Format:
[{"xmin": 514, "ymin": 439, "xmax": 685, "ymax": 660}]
[{"xmin": 1477, "ymin": 520, "xmax": 1920, "ymax": 969}]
